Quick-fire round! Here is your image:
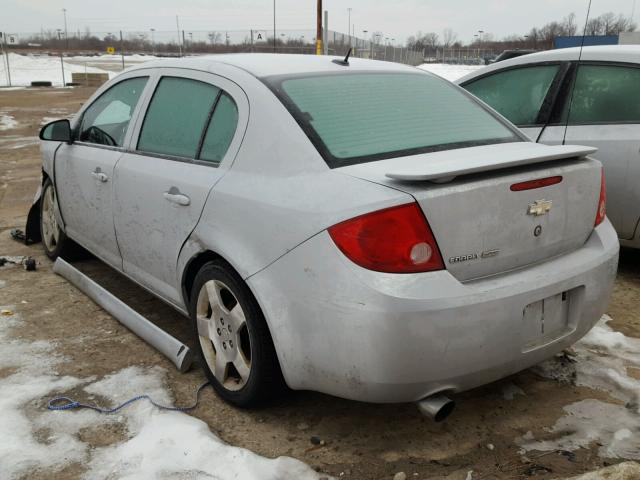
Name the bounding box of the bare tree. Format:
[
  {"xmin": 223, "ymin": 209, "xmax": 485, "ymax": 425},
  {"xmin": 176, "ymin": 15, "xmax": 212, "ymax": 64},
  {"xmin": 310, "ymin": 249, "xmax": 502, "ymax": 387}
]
[
  {"xmin": 424, "ymin": 32, "xmax": 439, "ymax": 49},
  {"xmin": 442, "ymin": 28, "xmax": 458, "ymax": 47},
  {"xmin": 586, "ymin": 12, "xmax": 637, "ymax": 35}
]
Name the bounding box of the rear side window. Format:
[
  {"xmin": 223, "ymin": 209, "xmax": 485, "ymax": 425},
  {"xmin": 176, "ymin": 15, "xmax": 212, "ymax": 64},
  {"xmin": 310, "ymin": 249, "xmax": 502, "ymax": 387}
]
[
  {"xmin": 138, "ymin": 77, "xmax": 220, "ymax": 158},
  {"xmin": 268, "ymin": 72, "xmax": 519, "ymax": 167},
  {"xmin": 463, "ymin": 65, "xmax": 560, "ymax": 126},
  {"xmin": 199, "ymin": 93, "xmax": 238, "ymax": 163},
  {"xmin": 567, "ymin": 65, "xmax": 640, "ymax": 124},
  {"xmin": 79, "ymin": 76, "xmax": 148, "ymax": 147}
]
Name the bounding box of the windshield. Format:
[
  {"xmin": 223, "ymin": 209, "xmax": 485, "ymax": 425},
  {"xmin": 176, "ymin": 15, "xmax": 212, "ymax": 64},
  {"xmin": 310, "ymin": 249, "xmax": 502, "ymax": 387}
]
[{"xmin": 266, "ymin": 71, "xmax": 522, "ymax": 168}]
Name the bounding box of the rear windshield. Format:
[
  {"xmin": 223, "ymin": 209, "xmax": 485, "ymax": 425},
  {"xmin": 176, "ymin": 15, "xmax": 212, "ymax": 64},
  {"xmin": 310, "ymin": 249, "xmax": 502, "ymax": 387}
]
[{"xmin": 266, "ymin": 72, "xmax": 522, "ymax": 168}]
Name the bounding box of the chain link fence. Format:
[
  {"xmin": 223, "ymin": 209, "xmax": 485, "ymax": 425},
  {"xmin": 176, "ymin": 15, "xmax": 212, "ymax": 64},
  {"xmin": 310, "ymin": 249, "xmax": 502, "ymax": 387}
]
[{"xmin": 0, "ymin": 29, "xmax": 427, "ymax": 87}]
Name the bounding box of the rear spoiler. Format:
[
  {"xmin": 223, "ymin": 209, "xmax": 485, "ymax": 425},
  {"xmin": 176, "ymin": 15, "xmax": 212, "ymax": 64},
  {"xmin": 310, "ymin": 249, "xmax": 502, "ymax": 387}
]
[{"xmin": 384, "ymin": 143, "xmax": 597, "ymax": 182}]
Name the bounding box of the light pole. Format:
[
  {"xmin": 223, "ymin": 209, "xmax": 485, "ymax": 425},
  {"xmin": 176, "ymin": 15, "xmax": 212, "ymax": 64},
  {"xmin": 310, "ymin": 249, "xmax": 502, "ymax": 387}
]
[
  {"xmin": 347, "ymin": 8, "xmax": 352, "ymax": 46},
  {"xmin": 273, "ymin": 0, "xmax": 276, "ymax": 53},
  {"xmin": 150, "ymin": 28, "xmax": 155, "ymax": 55},
  {"xmin": 57, "ymin": 29, "xmax": 65, "ymax": 85},
  {"xmin": 62, "ymin": 8, "xmax": 68, "ymax": 49}
]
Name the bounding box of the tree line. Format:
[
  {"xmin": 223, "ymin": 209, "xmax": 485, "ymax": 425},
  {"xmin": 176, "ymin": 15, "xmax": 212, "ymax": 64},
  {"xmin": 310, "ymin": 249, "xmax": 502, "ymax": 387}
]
[{"xmin": 406, "ymin": 11, "xmax": 637, "ymax": 52}]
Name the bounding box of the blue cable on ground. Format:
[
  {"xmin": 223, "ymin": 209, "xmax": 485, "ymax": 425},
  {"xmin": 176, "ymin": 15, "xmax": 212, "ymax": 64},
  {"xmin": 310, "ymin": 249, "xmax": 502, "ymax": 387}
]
[{"xmin": 47, "ymin": 381, "xmax": 211, "ymax": 414}]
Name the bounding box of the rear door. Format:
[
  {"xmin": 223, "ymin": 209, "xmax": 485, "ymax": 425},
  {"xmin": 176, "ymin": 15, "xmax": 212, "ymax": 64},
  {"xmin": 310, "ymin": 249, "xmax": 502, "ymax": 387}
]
[
  {"xmin": 55, "ymin": 75, "xmax": 149, "ymax": 267},
  {"xmin": 539, "ymin": 63, "xmax": 640, "ymax": 239},
  {"xmin": 462, "ymin": 63, "xmax": 568, "ymax": 142},
  {"xmin": 113, "ymin": 68, "xmax": 247, "ymax": 305}
]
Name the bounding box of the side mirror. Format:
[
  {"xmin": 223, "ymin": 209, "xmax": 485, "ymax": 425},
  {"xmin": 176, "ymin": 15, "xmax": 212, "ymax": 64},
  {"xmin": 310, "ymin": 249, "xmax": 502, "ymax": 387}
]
[{"xmin": 39, "ymin": 119, "xmax": 72, "ymax": 143}]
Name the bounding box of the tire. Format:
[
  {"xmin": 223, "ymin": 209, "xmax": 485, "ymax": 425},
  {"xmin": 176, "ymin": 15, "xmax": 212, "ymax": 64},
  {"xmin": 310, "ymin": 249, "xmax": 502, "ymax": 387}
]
[
  {"xmin": 39, "ymin": 178, "xmax": 74, "ymax": 259},
  {"xmin": 189, "ymin": 260, "xmax": 285, "ymax": 407}
]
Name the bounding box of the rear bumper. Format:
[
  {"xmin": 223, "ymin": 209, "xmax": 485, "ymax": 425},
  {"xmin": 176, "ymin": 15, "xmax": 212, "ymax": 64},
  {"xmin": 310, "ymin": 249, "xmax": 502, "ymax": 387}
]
[{"xmin": 248, "ymin": 220, "xmax": 619, "ymax": 403}]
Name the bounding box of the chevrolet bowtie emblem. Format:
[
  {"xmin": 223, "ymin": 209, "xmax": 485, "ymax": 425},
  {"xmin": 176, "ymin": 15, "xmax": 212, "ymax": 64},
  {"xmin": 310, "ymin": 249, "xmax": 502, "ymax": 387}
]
[{"xmin": 528, "ymin": 199, "xmax": 553, "ymax": 216}]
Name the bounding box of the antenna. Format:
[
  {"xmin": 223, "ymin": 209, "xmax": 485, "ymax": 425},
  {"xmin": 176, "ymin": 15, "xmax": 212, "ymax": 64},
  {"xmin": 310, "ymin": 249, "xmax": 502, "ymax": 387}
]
[
  {"xmin": 562, "ymin": 0, "xmax": 592, "ymax": 145},
  {"xmin": 332, "ymin": 47, "xmax": 352, "ymax": 66}
]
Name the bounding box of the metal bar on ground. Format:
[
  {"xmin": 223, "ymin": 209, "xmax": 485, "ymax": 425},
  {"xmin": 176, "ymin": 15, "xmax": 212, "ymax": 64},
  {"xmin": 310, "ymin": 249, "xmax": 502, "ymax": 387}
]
[{"xmin": 53, "ymin": 257, "xmax": 194, "ymax": 372}]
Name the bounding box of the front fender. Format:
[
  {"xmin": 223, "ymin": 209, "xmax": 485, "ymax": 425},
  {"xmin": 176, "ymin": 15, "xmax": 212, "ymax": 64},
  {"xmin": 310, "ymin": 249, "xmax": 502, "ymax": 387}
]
[{"xmin": 23, "ymin": 181, "xmax": 42, "ymax": 245}]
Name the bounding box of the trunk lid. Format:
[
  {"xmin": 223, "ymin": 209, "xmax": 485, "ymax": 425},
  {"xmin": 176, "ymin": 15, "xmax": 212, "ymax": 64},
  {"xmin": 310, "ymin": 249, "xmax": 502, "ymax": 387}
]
[{"xmin": 339, "ymin": 142, "xmax": 602, "ymax": 281}]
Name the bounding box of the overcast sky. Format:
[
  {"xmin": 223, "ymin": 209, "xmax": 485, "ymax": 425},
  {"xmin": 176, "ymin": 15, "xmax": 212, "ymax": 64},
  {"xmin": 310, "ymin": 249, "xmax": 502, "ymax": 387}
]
[{"xmin": 3, "ymin": 0, "xmax": 639, "ymax": 43}]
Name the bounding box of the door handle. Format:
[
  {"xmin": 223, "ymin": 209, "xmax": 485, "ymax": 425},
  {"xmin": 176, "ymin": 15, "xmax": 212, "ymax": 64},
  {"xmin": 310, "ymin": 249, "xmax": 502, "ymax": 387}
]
[
  {"xmin": 163, "ymin": 189, "xmax": 190, "ymax": 206},
  {"xmin": 91, "ymin": 168, "xmax": 108, "ymax": 183}
]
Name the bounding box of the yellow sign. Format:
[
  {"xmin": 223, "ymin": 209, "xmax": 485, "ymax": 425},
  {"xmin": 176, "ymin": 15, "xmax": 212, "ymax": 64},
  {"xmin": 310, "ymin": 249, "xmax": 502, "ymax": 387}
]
[{"xmin": 106, "ymin": 46, "xmax": 116, "ymax": 54}]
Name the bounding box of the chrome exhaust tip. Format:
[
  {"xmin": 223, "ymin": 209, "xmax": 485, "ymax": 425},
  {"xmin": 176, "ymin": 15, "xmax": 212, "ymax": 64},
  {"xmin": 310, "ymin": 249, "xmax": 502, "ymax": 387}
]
[{"xmin": 417, "ymin": 394, "xmax": 455, "ymax": 422}]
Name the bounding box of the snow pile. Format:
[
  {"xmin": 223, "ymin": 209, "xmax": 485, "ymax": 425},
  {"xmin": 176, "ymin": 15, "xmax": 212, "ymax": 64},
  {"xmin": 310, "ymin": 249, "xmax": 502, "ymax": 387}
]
[
  {"xmin": 0, "ymin": 113, "xmax": 18, "ymax": 130},
  {"xmin": 0, "ymin": 53, "xmax": 115, "ymax": 87},
  {"xmin": 519, "ymin": 315, "xmax": 640, "ymax": 459},
  {"xmin": 0, "ymin": 306, "xmax": 324, "ymax": 479},
  {"xmin": 418, "ymin": 63, "xmax": 484, "ymax": 82},
  {"xmin": 0, "ymin": 306, "xmax": 86, "ymax": 477}
]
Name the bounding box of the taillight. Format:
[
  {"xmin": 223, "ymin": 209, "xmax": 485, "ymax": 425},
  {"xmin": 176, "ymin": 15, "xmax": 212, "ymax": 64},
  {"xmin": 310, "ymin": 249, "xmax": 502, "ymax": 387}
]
[
  {"xmin": 328, "ymin": 203, "xmax": 444, "ymax": 273},
  {"xmin": 595, "ymin": 168, "xmax": 606, "ymax": 227}
]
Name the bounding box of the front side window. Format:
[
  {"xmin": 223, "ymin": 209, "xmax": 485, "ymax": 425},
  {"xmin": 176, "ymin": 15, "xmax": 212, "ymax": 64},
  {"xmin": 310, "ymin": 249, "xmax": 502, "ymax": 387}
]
[
  {"xmin": 79, "ymin": 77, "xmax": 148, "ymax": 147},
  {"xmin": 267, "ymin": 72, "xmax": 520, "ymax": 167},
  {"xmin": 138, "ymin": 77, "xmax": 221, "ymax": 158},
  {"xmin": 566, "ymin": 65, "xmax": 640, "ymax": 124},
  {"xmin": 463, "ymin": 65, "xmax": 560, "ymax": 126}
]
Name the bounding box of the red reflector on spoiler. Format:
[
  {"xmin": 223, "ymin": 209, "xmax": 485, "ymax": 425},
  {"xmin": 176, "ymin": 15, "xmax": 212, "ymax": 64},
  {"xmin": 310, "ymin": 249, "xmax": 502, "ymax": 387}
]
[{"xmin": 510, "ymin": 176, "xmax": 563, "ymax": 191}]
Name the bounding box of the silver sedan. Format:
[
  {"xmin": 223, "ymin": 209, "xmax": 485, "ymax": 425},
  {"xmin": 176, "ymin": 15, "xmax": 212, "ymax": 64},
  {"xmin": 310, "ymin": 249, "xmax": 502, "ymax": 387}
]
[
  {"xmin": 35, "ymin": 54, "xmax": 618, "ymax": 416},
  {"xmin": 458, "ymin": 45, "xmax": 640, "ymax": 249}
]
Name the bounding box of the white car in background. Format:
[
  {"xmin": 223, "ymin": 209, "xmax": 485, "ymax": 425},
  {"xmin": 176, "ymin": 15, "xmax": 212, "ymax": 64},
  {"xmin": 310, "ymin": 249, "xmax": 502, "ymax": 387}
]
[
  {"xmin": 34, "ymin": 54, "xmax": 618, "ymax": 417},
  {"xmin": 458, "ymin": 45, "xmax": 640, "ymax": 248}
]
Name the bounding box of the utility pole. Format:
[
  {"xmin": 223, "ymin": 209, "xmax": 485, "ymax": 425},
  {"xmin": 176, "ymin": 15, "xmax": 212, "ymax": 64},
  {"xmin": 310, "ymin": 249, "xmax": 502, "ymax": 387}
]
[
  {"xmin": 323, "ymin": 10, "xmax": 328, "ymax": 55},
  {"xmin": 316, "ymin": 0, "xmax": 323, "ymax": 54},
  {"xmin": 273, "ymin": 0, "xmax": 276, "ymax": 53},
  {"xmin": 347, "ymin": 7, "xmax": 352, "ymax": 46},
  {"xmin": 57, "ymin": 29, "xmax": 65, "ymax": 86},
  {"xmin": 62, "ymin": 8, "xmax": 69, "ymax": 49},
  {"xmin": 150, "ymin": 28, "xmax": 156, "ymax": 55},
  {"xmin": 119, "ymin": 31, "xmax": 125, "ymax": 70},
  {"xmin": 176, "ymin": 15, "xmax": 182, "ymax": 56},
  {"xmin": 0, "ymin": 33, "xmax": 12, "ymax": 87}
]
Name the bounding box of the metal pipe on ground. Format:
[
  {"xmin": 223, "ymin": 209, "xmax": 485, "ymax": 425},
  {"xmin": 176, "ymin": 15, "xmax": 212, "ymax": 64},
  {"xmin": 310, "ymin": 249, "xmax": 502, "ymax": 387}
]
[{"xmin": 53, "ymin": 257, "xmax": 194, "ymax": 372}]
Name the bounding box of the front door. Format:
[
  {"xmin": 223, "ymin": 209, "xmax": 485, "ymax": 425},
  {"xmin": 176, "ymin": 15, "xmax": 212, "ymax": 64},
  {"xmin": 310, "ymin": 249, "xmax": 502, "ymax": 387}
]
[
  {"xmin": 113, "ymin": 70, "xmax": 246, "ymax": 306},
  {"xmin": 55, "ymin": 75, "xmax": 149, "ymax": 267}
]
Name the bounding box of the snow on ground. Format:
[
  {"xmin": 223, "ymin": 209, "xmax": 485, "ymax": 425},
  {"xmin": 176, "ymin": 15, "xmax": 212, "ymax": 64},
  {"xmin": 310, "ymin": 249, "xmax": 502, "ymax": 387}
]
[
  {"xmin": 417, "ymin": 63, "xmax": 484, "ymax": 82},
  {"xmin": 0, "ymin": 53, "xmax": 115, "ymax": 87},
  {"xmin": 0, "ymin": 113, "xmax": 18, "ymax": 131},
  {"xmin": 519, "ymin": 315, "xmax": 640, "ymax": 459},
  {"xmin": 0, "ymin": 306, "xmax": 324, "ymax": 479}
]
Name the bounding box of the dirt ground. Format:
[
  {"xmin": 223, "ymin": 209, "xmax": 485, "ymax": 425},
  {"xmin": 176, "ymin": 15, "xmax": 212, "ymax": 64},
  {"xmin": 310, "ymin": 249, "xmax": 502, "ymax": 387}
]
[{"xmin": 1, "ymin": 86, "xmax": 639, "ymax": 480}]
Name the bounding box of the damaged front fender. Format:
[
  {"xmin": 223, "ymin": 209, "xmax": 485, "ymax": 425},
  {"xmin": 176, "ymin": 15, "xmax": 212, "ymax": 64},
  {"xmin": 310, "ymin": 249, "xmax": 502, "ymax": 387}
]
[{"xmin": 22, "ymin": 182, "xmax": 43, "ymax": 245}]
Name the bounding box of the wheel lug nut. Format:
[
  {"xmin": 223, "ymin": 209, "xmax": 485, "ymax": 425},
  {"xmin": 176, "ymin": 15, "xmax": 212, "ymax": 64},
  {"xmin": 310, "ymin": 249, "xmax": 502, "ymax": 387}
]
[
  {"xmin": 228, "ymin": 325, "xmax": 232, "ymax": 333},
  {"xmin": 223, "ymin": 342, "xmax": 227, "ymax": 349},
  {"xmin": 217, "ymin": 328, "xmax": 221, "ymax": 336},
  {"xmin": 221, "ymin": 318, "xmax": 225, "ymax": 325}
]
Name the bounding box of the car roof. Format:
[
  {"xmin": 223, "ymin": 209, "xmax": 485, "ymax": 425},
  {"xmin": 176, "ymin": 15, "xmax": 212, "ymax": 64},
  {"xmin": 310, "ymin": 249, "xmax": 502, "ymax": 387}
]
[
  {"xmin": 456, "ymin": 45, "xmax": 640, "ymax": 83},
  {"xmin": 127, "ymin": 53, "xmax": 420, "ymax": 78}
]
